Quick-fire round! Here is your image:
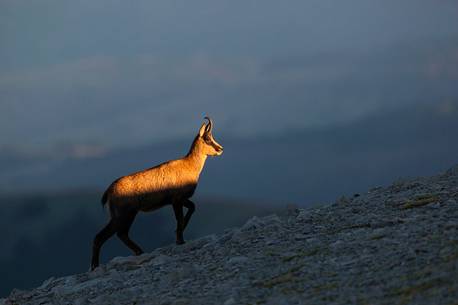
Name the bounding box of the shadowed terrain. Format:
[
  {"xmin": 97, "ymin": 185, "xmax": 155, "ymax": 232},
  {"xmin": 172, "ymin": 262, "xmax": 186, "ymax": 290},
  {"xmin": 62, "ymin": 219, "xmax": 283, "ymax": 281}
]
[{"xmin": 0, "ymin": 193, "xmax": 278, "ymax": 297}]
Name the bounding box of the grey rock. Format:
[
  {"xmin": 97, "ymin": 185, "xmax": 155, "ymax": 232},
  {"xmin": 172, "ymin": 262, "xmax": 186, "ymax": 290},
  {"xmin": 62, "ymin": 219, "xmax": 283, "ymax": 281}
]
[
  {"xmin": 227, "ymin": 256, "xmax": 249, "ymax": 264},
  {"xmin": 4, "ymin": 164, "xmax": 458, "ymax": 305},
  {"xmin": 446, "ymin": 198, "xmax": 457, "ymax": 205},
  {"xmin": 241, "ymin": 216, "xmax": 263, "ymax": 231},
  {"xmin": 149, "ymin": 254, "xmax": 173, "ymax": 266},
  {"xmin": 37, "ymin": 277, "xmax": 56, "ymax": 291},
  {"xmin": 223, "ymin": 297, "xmax": 236, "ymax": 305}
]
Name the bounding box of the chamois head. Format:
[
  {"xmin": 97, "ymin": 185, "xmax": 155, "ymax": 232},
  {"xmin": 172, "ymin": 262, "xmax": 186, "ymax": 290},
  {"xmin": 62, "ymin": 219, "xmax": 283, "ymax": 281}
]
[{"xmin": 195, "ymin": 117, "xmax": 223, "ymax": 156}]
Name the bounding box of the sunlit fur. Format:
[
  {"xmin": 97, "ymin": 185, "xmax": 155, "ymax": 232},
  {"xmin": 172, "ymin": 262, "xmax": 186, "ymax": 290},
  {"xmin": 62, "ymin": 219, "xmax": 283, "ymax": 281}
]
[{"xmin": 91, "ymin": 117, "xmax": 223, "ymax": 270}]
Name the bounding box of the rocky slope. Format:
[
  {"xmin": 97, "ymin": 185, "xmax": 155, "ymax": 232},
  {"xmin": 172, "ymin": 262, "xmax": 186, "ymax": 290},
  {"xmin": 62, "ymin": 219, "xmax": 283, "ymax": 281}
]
[{"xmin": 3, "ymin": 165, "xmax": 458, "ymax": 305}]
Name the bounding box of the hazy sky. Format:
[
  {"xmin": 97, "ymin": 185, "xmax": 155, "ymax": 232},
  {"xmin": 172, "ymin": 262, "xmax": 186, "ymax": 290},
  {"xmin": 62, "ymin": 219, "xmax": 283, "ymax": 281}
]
[{"xmin": 1, "ymin": 0, "xmax": 458, "ymax": 151}]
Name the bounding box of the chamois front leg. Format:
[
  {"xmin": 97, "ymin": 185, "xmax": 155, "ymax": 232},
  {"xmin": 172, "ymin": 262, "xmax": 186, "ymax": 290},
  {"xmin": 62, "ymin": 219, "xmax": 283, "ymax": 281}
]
[
  {"xmin": 173, "ymin": 203, "xmax": 185, "ymax": 245},
  {"xmin": 182, "ymin": 199, "xmax": 195, "ymax": 230}
]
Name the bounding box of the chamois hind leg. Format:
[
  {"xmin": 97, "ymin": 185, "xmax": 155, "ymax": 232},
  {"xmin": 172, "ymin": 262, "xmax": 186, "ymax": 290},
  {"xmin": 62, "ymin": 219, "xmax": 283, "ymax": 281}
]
[
  {"xmin": 116, "ymin": 211, "xmax": 144, "ymax": 256},
  {"xmin": 182, "ymin": 199, "xmax": 195, "ymax": 231},
  {"xmin": 91, "ymin": 219, "xmax": 117, "ymax": 270},
  {"xmin": 172, "ymin": 203, "xmax": 185, "ymax": 245}
]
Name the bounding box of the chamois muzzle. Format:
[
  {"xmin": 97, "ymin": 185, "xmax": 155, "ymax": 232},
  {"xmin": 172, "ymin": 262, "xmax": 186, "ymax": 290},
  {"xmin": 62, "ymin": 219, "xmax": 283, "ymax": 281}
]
[{"xmin": 215, "ymin": 144, "xmax": 223, "ymax": 155}]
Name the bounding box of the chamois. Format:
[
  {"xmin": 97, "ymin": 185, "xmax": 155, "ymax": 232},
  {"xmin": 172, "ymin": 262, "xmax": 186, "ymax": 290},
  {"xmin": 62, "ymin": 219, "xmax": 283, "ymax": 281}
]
[{"xmin": 91, "ymin": 117, "xmax": 223, "ymax": 270}]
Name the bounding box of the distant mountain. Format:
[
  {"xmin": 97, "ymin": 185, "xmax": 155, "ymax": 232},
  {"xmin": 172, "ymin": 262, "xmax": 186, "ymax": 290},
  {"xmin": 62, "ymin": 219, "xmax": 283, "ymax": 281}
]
[{"xmin": 1, "ymin": 101, "xmax": 457, "ymax": 204}]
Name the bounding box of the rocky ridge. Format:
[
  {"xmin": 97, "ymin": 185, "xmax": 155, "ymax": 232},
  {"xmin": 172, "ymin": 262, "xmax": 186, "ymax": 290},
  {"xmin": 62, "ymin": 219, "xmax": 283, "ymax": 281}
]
[{"xmin": 2, "ymin": 165, "xmax": 458, "ymax": 305}]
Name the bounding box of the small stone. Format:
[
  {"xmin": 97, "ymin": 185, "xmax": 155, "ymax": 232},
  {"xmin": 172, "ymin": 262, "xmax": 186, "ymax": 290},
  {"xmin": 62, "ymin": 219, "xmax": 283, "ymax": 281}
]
[
  {"xmin": 74, "ymin": 297, "xmax": 90, "ymax": 305},
  {"xmin": 294, "ymin": 233, "xmax": 307, "ymax": 240},
  {"xmin": 296, "ymin": 209, "xmax": 310, "ymax": 221},
  {"xmin": 38, "ymin": 276, "xmax": 55, "ymax": 290},
  {"xmin": 369, "ymin": 186, "xmax": 383, "ymax": 193},
  {"xmin": 228, "ymin": 256, "xmax": 249, "ymax": 264},
  {"xmin": 224, "ymin": 297, "xmax": 236, "ymax": 305},
  {"xmin": 109, "ymin": 255, "xmax": 132, "ymax": 265},
  {"xmin": 446, "ymin": 199, "xmax": 457, "ymax": 205},
  {"xmin": 444, "ymin": 220, "xmax": 458, "ymax": 229},
  {"xmin": 370, "ymin": 228, "xmax": 387, "ymax": 240},
  {"xmin": 150, "ymin": 254, "xmax": 173, "ymax": 266},
  {"xmin": 241, "ymin": 216, "xmax": 263, "ymax": 231},
  {"xmin": 64, "ymin": 276, "xmax": 77, "ymax": 287},
  {"xmin": 330, "ymin": 240, "xmax": 344, "ymax": 248},
  {"xmin": 88, "ymin": 264, "xmax": 107, "ymax": 278},
  {"xmin": 8, "ymin": 288, "xmax": 26, "ymax": 298}
]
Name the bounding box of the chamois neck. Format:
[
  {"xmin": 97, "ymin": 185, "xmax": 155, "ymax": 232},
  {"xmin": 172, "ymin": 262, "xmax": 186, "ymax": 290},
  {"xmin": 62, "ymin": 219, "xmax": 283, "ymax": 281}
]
[{"xmin": 185, "ymin": 137, "xmax": 208, "ymax": 173}]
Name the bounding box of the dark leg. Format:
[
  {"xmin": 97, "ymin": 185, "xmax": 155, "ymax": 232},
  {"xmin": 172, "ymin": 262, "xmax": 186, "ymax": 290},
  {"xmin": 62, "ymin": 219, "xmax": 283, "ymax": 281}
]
[
  {"xmin": 116, "ymin": 211, "xmax": 144, "ymax": 255},
  {"xmin": 182, "ymin": 199, "xmax": 195, "ymax": 231},
  {"xmin": 91, "ymin": 219, "xmax": 116, "ymax": 270},
  {"xmin": 173, "ymin": 203, "xmax": 185, "ymax": 245}
]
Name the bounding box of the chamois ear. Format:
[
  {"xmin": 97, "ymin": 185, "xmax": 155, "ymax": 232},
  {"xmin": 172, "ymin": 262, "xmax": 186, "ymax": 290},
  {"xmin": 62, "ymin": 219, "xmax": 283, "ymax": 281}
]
[{"xmin": 198, "ymin": 123, "xmax": 207, "ymax": 137}]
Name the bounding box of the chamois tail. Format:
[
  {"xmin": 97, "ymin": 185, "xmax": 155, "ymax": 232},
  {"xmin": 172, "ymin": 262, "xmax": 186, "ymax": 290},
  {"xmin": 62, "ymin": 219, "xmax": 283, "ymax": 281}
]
[{"xmin": 101, "ymin": 187, "xmax": 110, "ymax": 207}]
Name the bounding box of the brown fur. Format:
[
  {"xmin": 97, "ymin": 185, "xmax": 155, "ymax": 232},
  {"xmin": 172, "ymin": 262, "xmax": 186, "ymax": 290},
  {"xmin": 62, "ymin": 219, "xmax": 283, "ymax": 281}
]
[{"xmin": 91, "ymin": 118, "xmax": 223, "ymax": 270}]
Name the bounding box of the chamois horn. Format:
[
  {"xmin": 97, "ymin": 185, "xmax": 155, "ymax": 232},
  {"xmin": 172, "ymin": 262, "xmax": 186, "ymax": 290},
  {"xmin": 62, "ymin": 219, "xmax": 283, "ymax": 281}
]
[{"xmin": 204, "ymin": 116, "xmax": 213, "ymax": 132}]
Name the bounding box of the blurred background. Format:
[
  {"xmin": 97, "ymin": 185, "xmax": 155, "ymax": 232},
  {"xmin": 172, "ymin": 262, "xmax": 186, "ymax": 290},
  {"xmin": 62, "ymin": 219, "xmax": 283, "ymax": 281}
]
[{"xmin": 1, "ymin": 0, "xmax": 458, "ymax": 297}]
